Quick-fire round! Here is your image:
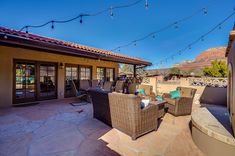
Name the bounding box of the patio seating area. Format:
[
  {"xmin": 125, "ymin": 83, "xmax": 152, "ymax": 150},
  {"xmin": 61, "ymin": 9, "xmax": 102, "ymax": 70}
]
[{"xmin": 0, "ymin": 97, "xmax": 205, "ymax": 156}]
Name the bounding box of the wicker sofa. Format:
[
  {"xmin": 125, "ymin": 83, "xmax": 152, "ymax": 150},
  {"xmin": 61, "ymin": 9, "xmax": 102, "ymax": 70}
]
[
  {"xmin": 88, "ymin": 89, "xmax": 112, "ymax": 126},
  {"xmin": 163, "ymin": 87, "xmax": 197, "ymax": 116},
  {"xmin": 108, "ymin": 92, "xmax": 158, "ymax": 140}
]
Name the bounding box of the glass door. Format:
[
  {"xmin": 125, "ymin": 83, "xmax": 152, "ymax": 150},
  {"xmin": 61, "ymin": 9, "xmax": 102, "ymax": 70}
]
[
  {"xmin": 65, "ymin": 65, "xmax": 78, "ymax": 97},
  {"xmin": 14, "ymin": 62, "xmax": 36, "ymax": 104},
  {"xmin": 39, "ymin": 64, "xmax": 57, "ymax": 100}
]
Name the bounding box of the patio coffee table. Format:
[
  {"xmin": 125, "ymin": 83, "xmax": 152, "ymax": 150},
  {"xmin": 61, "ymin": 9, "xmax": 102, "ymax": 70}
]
[{"xmin": 150, "ymin": 100, "xmax": 167, "ymax": 118}]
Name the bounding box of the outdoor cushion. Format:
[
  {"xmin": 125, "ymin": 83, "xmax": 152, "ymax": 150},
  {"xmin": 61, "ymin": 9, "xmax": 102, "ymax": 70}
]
[
  {"xmin": 156, "ymin": 95, "xmax": 163, "ymax": 101},
  {"xmin": 170, "ymin": 90, "xmax": 181, "ymax": 99},
  {"xmin": 137, "ymin": 88, "xmax": 146, "ymax": 96},
  {"xmin": 178, "ymin": 87, "xmax": 193, "ymax": 98},
  {"xmin": 140, "ymin": 99, "xmax": 150, "ymax": 109},
  {"xmin": 165, "ymin": 98, "xmax": 177, "ymax": 105}
]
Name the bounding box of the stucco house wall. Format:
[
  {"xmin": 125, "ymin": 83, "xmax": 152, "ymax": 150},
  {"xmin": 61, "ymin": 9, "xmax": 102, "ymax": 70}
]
[
  {"xmin": 0, "ymin": 45, "xmax": 119, "ymax": 107},
  {"xmin": 227, "ymin": 34, "xmax": 235, "ymax": 134}
]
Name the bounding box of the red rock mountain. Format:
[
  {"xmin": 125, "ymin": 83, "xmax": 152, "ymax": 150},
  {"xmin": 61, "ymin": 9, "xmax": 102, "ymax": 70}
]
[{"xmin": 174, "ymin": 47, "xmax": 226, "ymax": 70}]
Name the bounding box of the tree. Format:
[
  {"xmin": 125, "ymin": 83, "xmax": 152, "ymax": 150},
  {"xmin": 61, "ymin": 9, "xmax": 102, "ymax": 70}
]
[
  {"xmin": 203, "ymin": 60, "xmax": 228, "ymax": 77},
  {"xmin": 170, "ymin": 67, "xmax": 180, "ymax": 75},
  {"xmin": 120, "ymin": 64, "xmax": 133, "ymax": 73}
]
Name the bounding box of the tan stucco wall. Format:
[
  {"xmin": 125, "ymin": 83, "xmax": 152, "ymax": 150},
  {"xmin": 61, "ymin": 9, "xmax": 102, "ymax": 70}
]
[
  {"xmin": 144, "ymin": 77, "xmax": 227, "ymax": 106},
  {"xmin": 0, "ymin": 45, "xmax": 118, "ymax": 107}
]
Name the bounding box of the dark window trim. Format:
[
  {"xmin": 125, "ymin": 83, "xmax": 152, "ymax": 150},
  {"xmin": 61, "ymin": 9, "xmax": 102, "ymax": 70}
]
[
  {"xmin": 96, "ymin": 66, "xmax": 115, "ymax": 81},
  {"xmin": 79, "ymin": 65, "xmax": 92, "ymax": 80}
]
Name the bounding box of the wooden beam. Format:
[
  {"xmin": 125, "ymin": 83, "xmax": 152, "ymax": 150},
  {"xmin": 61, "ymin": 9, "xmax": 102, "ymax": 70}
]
[{"xmin": 133, "ymin": 65, "xmax": 137, "ymax": 77}]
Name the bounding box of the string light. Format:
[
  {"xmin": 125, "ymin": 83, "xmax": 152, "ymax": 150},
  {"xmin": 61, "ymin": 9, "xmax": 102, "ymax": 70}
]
[
  {"xmin": 110, "ymin": 6, "xmax": 114, "ymax": 18},
  {"xmin": 218, "ymin": 24, "xmax": 222, "ymax": 29},
  {"xmin": 145, "ymin": 0, "xmax": 149, "ymax": 9},
  {"xmin": 51, "ymin": 21, "xmax": 54, "ymax": 29},
  {"xmin": 134, "ymin": 41, "xmax": 137, "ymax": 46},
  {"xmin": 80, "ymin": 15, "xmax": 83, "ymax": 24},
  {"xmin": 110, "ymin": 3, "xmax": 216, "ymax": 51},
  {"xmin": 153, "ymin": 11, "xmax": 235, "ymax": 67},
  {"xmin": 174, "ymin": 22, "xmax": 179, "ymax": 29},
  {"xmin": 203, "ymin": 8, "xmax": 208, "ymax": 15},
  {"xmin": 26, "ymin": 26, "xmax": 28, "ymax": 33},
  {"xmin": 19, "ymin": 0, "xmax": 145, "ymax": 32}
]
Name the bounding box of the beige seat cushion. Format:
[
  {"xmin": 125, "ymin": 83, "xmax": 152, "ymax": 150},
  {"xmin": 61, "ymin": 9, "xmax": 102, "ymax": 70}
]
[
  {"xmin": 80, "ymin": 80, "xmax": 90, "ymax": 90},
  {"xmin": 103, "ymin": 81, "xmax": 112, "ymax": 91},
  {"xmin": 128, "ymin": 83, "xmax": 138, "ymax": 94},
  {"xmin": 138, "ymin": 84, "xmax": 152, "ymax": 96},
  {"xmin": 165, "ymin": 98, "xmax": 177, "ymax": 105},
  {"xmin": 178, "ymin": 87, "xmax": 193, "ymax": 98}
]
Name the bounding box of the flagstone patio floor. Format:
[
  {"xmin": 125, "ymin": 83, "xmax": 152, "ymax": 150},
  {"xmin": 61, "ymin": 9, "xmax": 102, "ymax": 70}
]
[{"xmin": 0, "ymin": 96, "xmax": 204, "ymax": 156}]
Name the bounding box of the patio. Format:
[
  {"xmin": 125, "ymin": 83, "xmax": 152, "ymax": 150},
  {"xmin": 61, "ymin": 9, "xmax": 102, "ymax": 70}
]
[{"xmin": 0, "ymin": 96, "xmax": 204, "ymax": 156}]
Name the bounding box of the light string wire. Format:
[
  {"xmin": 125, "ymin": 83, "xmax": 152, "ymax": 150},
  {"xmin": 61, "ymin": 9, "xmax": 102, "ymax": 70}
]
[
  {"xmin": 153, "ymin": 11, "xmax": 235, "ymax": 68},
  {"xmin": 110, "ymin": 2, "xmax": 214, "ymax": 51},
  {"xmin": 19, "ymin": 0, "xmax": 145, "ymax": 32}
]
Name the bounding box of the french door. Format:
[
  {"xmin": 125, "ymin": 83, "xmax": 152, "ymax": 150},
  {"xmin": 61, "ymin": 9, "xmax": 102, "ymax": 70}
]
[
  {"xmin": 13, "ymin": 60, "xmax": 57, "ymax": 104},
  {"xmin": 39, "ymin": 63, "xmax": 57, "ymax": 100},
  {"xmin": 14, "ymin": 62, "xmax": 36, "ymax": 103}
]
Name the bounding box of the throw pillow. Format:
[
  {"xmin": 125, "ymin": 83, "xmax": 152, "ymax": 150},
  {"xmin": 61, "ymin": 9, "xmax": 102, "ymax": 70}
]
[
  {"xmin": 156, "ymin": 95, "xmax": 163, "ymax": 101},
  {"xmin": 170, "ymin": 90, "xmax": 181, "ymax": 99},
  {"xmin": 137, "ymin": 88, "xmax": 146, "ymax": 96},
  {"xmin": 140, "ymin": 99, "xmax": 150, "ymax": 109}
]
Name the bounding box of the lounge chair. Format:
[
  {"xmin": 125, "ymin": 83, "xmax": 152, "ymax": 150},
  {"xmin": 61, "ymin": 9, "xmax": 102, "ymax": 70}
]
[
  {"xmin": 79, "ymin": 80, "xmax": 91, "ymax": 91},
  {"xmin": 108, "ymin": 92, "xmax": 158, "ymax": 140},
  {"xmin": 163, "ymin": 87, "xmax": 197, "ymax": 116},
  {"xmin": 114, "ymin": 80, "xmax": 125, "ymax": 93},
  {"xmin": 71, "ymin": 80, "xmax": 87, "ymax": 100},
  {"xmin": 91, "ymin": 79, "xmax": 99, "ymax": 89},
  {"xmin": 138, "ymin": 84, "xmax": 156, "ymax": 101},
  {"xmin": 128, "ymin": 83, "xmax": 138, "ymax": 94},
  {"xmin": 103, "ymin": 81, "xmax": 113, "ymax": 92}
]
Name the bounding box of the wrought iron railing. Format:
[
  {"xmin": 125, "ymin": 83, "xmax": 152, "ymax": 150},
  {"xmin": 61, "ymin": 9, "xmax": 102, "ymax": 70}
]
[{"xmin": 189, "ymin": 77, "xmax": 227, "ymax": 88}]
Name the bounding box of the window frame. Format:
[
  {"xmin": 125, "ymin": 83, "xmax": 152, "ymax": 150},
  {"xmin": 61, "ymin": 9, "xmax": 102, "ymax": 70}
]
[{"xmin": 79, "ymin": 65, "xmax": 92, "ymax": 80}]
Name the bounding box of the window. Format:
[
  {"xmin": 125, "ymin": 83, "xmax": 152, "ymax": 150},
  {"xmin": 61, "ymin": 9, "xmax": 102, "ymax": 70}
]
[
  {"xmin": 106, "ymin": 68, "xmax": 114, "ymax": 81},
  {"xmin": 65, "ymin": 66, "xmax": 78, "ymax": 97},
  {"xmin": 97, "ymin": 67, "xmax": 105, "ymax": 80},
  {"xmin": 80, "ymin": 66, "xmax": 91, "ymax": 80}
]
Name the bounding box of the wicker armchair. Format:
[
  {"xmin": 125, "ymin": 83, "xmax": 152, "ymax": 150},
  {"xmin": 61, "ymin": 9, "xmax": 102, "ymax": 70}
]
[
  {"xmin": 108, "ymin": 92, "xmax": 158, "ymax": 140},
  {"xmin": 138, "ymin": 84, "xmax": 156, "ymax": 101},
  {"xmin": 103, "ymin": 81, "xmax": 112, "ymax": 91},
  {"xmin": 79, "ymin": 80, "xmax": 91, "ymax": 90},
  {"xmin": 91, "ymin": 80, "xmax": 99, "ymax": 89},
  {"xmin": 163, "ymin": 87, "xmax": 197, "ymax": 116},
  {"xmin": 88, "ymin": 89, "xmax": 112, "ymax": 126},
  {"xmin": 114, "ymin": 80, "xmax": 125, "ymax": 93}
]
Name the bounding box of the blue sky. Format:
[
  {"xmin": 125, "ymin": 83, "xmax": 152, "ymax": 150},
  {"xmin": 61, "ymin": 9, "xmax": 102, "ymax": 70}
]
[{"xmin": 1, "ymin": 0, "xmax": 234, "ymax": 69}]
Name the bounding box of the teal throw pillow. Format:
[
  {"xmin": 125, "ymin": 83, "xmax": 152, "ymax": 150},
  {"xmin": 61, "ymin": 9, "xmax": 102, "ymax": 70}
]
[
  {"xmin": 156, "ymin": 95, "xmax": 163, "ymax": 101},
  {"xmin": 137, "ymin": 88, "xmax": 146, "ymax": 95},
  {"xmin": 170, "ymin": 90, "xmax": 181, "ymax": 99}
]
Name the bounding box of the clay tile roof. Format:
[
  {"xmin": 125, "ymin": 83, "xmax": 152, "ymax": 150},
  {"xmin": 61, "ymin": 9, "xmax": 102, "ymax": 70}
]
[{"xmin": 0, "ymin": 26, "xmax": 151, "ymax": 66}]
